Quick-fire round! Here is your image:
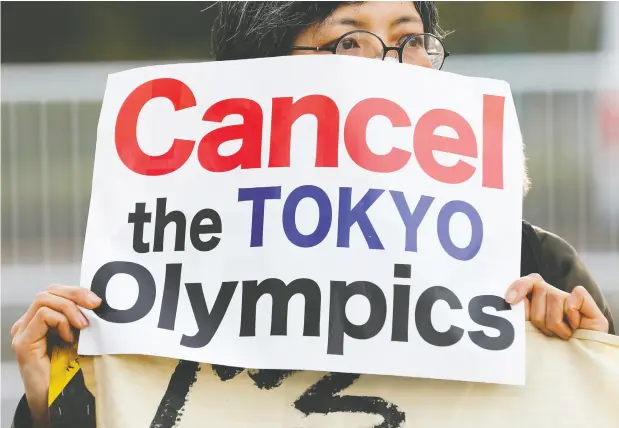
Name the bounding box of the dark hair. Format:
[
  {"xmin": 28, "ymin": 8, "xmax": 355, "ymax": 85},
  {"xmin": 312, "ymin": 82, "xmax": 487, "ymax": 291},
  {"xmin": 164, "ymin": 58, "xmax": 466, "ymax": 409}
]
[{"xmin": 211, "ymin": 1, "xmax": 443, "ymax": 61}]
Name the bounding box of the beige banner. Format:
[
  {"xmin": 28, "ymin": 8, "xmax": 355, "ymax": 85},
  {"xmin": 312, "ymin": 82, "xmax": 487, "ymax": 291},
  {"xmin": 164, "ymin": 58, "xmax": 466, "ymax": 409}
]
[{"xmin": 79, "ymin": 323, "xmax": 619, "ymax": 428}]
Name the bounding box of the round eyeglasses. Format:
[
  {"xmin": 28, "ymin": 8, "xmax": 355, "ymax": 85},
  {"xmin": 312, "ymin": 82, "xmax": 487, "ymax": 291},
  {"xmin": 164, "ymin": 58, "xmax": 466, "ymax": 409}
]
[{"xmin": 292, "ymin": 30, "xmax": 449, "ymax": 70}]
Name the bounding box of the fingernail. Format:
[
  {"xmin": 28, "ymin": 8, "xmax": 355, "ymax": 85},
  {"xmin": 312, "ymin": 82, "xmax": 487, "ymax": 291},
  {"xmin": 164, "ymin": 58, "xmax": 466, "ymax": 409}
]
[
  {"xmin": 88, "ymin": 293, "xmax": 102, "ymax": 306},
  {"xmin": 506, "ymin": 290, "xmax": 518, "ymax": 303},
  {"xmin": 78, "ymin": 313, "xmax": 89, "ymax": 328}
]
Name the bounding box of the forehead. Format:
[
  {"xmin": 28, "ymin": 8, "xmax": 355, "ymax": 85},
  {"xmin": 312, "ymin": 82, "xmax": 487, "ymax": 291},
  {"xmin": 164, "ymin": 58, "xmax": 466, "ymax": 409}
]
[{"xmin": 322, "ymin": 1, "xmax": 422, "ymax": 29}]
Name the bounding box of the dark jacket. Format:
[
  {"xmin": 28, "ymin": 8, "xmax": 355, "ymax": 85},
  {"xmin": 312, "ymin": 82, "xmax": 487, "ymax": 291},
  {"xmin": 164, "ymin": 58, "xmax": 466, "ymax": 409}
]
[{"xmin": 11, "ymin": 221, "xmax": 617, "ymax": 428}]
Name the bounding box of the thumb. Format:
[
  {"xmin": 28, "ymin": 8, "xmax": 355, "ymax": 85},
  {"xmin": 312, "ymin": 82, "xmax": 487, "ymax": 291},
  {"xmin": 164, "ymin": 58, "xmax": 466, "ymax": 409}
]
[
  {"xmin": 523, "ymin": 296, "xmax": 531, "ymax": 321},
  {"xmin": 564, "ymin": 296, "xmax": 581, "ymax": 330},
  {"xmin": 565, "ymin": 286, "xmax": 609, "ymax": 333}
]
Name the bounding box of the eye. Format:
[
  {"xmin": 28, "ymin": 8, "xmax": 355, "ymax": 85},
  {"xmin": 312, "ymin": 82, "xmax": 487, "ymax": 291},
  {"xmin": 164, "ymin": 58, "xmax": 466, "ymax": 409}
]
[
  {"xmin": 399, "ymin": 34, "xmax": 424, "ymax": 48},
  {"xmin": 339, "ymin": 37, "xmax": 361, "ymax": 50}
]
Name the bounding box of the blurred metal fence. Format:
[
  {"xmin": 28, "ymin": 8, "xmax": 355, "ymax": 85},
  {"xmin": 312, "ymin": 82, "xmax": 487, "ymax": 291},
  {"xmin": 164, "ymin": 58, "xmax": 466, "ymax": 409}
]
[
  {"xmin": 2, "ymin": 54, "xmax": 619, "ymax": 333},
  {"xmin": 3, "ymin": 54, "xmax": 619, "ymax": 257},
  {"xmin": 2, "ymin": 55, "xmax": 618, "ymax": 303},
  {"xmin": 1, "ymin": 52, "xmax": 618, "ymax": 428}
]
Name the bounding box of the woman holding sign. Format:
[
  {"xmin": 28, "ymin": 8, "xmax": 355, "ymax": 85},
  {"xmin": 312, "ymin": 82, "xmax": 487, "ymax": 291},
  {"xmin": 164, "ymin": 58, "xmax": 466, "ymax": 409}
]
[{"xmin": 10, "ymin": 2, "xmax": 615, "ymax": 427}]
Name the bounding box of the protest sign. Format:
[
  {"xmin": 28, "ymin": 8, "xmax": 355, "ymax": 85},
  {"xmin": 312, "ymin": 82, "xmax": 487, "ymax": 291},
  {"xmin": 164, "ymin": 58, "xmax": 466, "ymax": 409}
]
[
  {"xmin": 67, "ymin": 324, "xmax": 619, "ymax": 428},
  {"xmin": 78, "ymin": 55, "xmax": 526, "ymax": 385}
]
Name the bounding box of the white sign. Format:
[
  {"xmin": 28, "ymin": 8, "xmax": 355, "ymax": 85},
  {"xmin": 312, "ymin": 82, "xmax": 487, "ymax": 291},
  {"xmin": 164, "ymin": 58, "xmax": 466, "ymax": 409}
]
[{"xmin": 78, "ymin": 55, "xmax": 526, "ymax": 385}]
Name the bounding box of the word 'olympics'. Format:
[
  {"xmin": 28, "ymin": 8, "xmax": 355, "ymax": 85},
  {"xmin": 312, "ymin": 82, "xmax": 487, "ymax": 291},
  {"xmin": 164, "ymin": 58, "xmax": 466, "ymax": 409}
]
[{"xmin": 91, "ymin": 257, "xmax": 514, "ymax": 356}]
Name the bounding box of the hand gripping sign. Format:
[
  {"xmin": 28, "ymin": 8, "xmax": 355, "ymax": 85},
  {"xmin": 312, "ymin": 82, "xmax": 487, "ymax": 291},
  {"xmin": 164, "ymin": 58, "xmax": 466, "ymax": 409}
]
[{"xmin": 78, "ymin": 55, "xmax": 526, "ymax": 385}]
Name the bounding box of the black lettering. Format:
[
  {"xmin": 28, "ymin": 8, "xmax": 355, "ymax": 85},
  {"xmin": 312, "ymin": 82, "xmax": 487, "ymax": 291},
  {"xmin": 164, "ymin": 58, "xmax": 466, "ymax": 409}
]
[
  {"xmin": 128, "ymin": 202, "xmax": 151, "ymax": 253},
  {"xmin": 92, "ymin": 261, "xmax": 156, "ymax": 323},
  {"xmin": 327, "ymin": 281, "xmax": 387, "ymax": 355},
  {"xmin": 240, "ymin": 278, "xmax": 321, "ymax": 337},
  {"xmin": 153, "ymin": 197, "xmax": 186, "ymax": 252},
  {"xmin": 391, "ymin": 285, "xmax": 411, "ymax": 342},
  {"xmin": 157, "ymin": 264, "xmax": 182, "ymax": 331},
  {"xmin": 180, "ymin": 281, "xmax": 238, "ymax": 348},
  {"xmin": 211, "ymin": 365, "xmax": 245, "ymax": 381},
  {"xmin": 415, "ymin": 286, "xmax": 464, "ymax": 347},
  {"xmin": 468, "ymin": 295, "xmax": 515, "ymax": 351},
  {"xmin": 248, "ymin": 369, "xmax": 296, "ymax": 390},
  {"xmin": 149, "ymin": 360, "xmax": 200, "ymax": 428},
  {"xmin": 208, "ymin": 367, "xmax": 406, "ymax": 427},
  {"xmin": 190, "ymin": 208, "xmax": 222, "ymax": 251},
  {"xmin": 393, "ymin": 263, "xmax": 411, "ymax": 280},
  {"xmin": 392, "ymin": 264, "xmax": 411, "ymax": 342},
  {"xmin": 210, "ymin": 366, "xmax": 295, "ymax": 390},
  {"xmin": 294, "ymin": 373, "xmax": 405, "ymax": 428}
]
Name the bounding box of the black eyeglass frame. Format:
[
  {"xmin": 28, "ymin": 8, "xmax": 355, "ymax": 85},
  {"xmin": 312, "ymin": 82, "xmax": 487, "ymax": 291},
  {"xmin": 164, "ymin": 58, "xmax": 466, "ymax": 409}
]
[{"xmin": 291, "ymin": 30, "xmax": 451, "ymax": 70}]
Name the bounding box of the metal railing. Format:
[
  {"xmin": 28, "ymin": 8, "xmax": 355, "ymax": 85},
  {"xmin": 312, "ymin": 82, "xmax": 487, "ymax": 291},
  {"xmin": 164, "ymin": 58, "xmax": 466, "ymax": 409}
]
[
  {"xmin": 2, "ymin": 53, "xmax": 618, "ymax": 258},
  {"xmin": 1, "ymin": 52, "xmax": 618, "ymax": 428},
  {"xmin": 2, "ymin": 54, "xmax": 618, "ymax": 324}
]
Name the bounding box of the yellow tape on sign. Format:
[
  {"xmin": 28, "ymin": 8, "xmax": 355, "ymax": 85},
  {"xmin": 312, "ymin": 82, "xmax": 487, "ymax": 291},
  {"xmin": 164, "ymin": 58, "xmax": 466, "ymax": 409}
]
[{"xmin": 48, "ymin": 343, "xmax": 80, "ymax": 406}]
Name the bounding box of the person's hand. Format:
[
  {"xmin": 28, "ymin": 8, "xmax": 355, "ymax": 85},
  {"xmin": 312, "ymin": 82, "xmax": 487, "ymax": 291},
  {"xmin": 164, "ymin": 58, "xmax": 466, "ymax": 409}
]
[
  {"xmin": 10, "ymin": 284, "xmax": 101, "ymax": 427},
  {"xmin": 505, "ymin": 273, "xmax": 609, "ymax": 339}
]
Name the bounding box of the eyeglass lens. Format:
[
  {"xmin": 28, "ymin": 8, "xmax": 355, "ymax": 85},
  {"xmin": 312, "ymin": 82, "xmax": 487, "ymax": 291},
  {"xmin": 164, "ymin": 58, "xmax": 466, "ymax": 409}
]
[{"xmin": 335, "ymin": 31, "xmax": 445, "ymax": 69}]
